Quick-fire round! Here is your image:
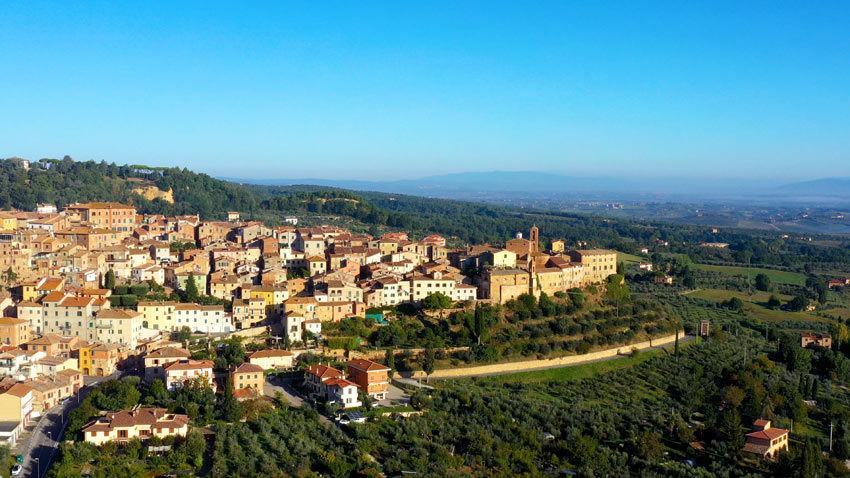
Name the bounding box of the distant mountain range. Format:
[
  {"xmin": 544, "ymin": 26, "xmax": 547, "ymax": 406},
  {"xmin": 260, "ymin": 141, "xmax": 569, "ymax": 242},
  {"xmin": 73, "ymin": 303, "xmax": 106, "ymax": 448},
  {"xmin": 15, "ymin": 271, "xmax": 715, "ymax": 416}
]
[
  {"xmin": 222, "ymin": 170, "xmax": 850, "ymax": 203},
  {"xmin": 775, "ymin": 178, "xmax": 850, "ymax": 199}
]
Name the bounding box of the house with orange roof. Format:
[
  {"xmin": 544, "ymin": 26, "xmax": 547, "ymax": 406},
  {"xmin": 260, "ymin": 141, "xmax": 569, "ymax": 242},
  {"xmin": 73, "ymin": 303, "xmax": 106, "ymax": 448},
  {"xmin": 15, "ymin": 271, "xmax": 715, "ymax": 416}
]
[
  {"xmin": 94, "ymin": 309, "xmax": 143, "ymax": 348},
  {"xmin": 303, "ymin": 365, "xmax": 361, "ymax": 408},
  {"xmin": 231, "ymin": 362, "xmax": 264, "ymax": 400},
  {"xmin": 164, "ymin": 359, "xmax": 216, "ymax": 392},
  {"xmin": 0, "ymin": 317, "xmax": 30, "ymax": 347},
  {"xmin": 143, "ymin": 346, "xmax": 192, "ymax": 382},
  {"xmin": 64, "ymin": 202, "xmax": 137, "ymax": 234},
  {"xmin": 0, "ymin": 383, "xmax": 34, "ymax": 445},
  {"xmin": 247, "ymin": 349, "xmax": 295, "ymax": 370},
  {"xmin": 345, "ymin": 359, "xmax": 391, "ymax": 400},
  {"xmin": 744, "ymin": 419, "xmax": 789, "ymax": 459},
  {"xmin": 82, "ymin": 407, "xmax": 189, "ymax": 445}
]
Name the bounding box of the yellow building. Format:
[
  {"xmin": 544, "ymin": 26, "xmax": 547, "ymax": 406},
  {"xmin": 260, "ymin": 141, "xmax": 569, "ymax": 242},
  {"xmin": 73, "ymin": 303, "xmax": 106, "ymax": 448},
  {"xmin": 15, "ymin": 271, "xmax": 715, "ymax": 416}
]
[
  {"xmin": 0, "ymin": 212, "xmax": 18, "ymax": 231},
  {"xmin": 137, "ymin": 301, "xmax": 178, "ymax": 331},
  {"xmin": 567, "ymin": 249, "xmax": 618, "ymax": 284},
  {"xmin": 77, "ymin": 343, "xmax": 93, "ymax": 375},
  {"xmin": 82, "ymin": 407, "xmax": 189, "ymax": 445}
]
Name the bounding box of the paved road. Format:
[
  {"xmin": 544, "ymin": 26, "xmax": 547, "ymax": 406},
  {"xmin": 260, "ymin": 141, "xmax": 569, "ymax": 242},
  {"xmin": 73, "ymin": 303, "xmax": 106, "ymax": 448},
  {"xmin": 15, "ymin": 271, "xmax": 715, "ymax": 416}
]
[
  {"xmin": 433, "ymin": 335, "xmax": 696, "ymax": 380},
  {"xmin": 20, "ymin": 373, "xmax": 116, "ymax": 478}
]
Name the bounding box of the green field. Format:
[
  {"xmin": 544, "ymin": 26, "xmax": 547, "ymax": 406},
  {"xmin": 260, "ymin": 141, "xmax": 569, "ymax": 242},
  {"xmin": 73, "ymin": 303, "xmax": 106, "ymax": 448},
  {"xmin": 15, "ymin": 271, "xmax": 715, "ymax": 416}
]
[
  {"xmin": 689, "ymin": 288, "xmax": 827, "ymax": 323},
  {"xmin": 618, "ymin": 251, "xmax": 645, "ymax": 266},
  {"xmin": 692, "ymin": 264, "xmax": 808, "ymax": 286},
  {"xmin": 477, "ymin": 338, "xmax": 696, "ymax": 385}
]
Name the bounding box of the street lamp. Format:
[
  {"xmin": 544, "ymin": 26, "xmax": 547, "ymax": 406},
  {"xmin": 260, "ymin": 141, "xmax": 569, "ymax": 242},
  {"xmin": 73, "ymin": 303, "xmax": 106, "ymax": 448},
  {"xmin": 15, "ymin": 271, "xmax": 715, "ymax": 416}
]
[{"xmin": 34, "ymin": 457, "xmax": 39, "ymax": 478}]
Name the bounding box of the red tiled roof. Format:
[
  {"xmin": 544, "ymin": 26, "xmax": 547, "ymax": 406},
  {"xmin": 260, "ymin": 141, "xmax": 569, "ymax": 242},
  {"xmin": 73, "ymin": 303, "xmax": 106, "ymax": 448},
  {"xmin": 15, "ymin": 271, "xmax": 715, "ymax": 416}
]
[
  {"xmin": 248, "ymin": 349, "xmax": 294, "ymax": 359},
  {"xmin": 345, "ymin": 358, "xmax": 390, "ymax": 372},
  {"xmin": 233, "ymin": 362, "xmax": 264, "ymax": 374},
  {"xmin": 305, "ymin": 365, "xmax": 343, "ymax": 379},
  {"xmin": 746, "ymin": 428, "xmax": 788, "ymax": 440}
]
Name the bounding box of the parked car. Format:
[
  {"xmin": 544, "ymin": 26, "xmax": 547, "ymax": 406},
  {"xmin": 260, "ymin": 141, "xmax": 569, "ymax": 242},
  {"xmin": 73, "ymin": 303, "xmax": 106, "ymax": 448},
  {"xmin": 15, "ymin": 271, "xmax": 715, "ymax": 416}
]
[{"xmin": 11, "ymin": 464, "xmax": 23, "ymax": 475}]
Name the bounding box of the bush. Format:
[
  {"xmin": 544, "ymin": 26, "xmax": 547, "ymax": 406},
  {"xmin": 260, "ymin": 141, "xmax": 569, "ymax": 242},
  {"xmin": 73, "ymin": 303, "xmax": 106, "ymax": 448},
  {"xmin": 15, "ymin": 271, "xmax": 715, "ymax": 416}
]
[
  {"xmin": 114, "ymin": 285, "xmax": 129, "ymax": 295},
  {"xmin": 121, "ymin": 295, "xmax": 138, "ymax": 307},
  {"xmin": 130, "ymin": 284, "xmax": 150, "ymax": 296}
]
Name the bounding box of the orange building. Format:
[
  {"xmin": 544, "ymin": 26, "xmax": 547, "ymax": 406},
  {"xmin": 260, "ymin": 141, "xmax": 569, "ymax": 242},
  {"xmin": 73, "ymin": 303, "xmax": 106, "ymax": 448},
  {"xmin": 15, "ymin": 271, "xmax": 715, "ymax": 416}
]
[
  {"xmin": 345, "ymin": 358, "xmax": 390, "ymax": 400},
  {"xmin": 0, "ymin": 317, "xmax": 30, "ymax": 347},
  {"xmin": 231, "ymin": 362, "xmax": 264, "ymax": 399},
  {"xmin": 744, "ymin": 419, "xmax": 789, "ymax": 459},
  {"xmin": 65, "ymin": 202, "xmax": 137, "ymax": 233}
]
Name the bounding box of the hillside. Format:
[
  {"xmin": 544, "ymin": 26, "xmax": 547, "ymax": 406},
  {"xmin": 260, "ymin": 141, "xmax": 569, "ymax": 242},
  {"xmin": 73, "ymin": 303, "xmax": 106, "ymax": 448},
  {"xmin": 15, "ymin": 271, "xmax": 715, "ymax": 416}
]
[{"xmin": 5, "ymin": 157, "xmax": 850, "ymax": 268}]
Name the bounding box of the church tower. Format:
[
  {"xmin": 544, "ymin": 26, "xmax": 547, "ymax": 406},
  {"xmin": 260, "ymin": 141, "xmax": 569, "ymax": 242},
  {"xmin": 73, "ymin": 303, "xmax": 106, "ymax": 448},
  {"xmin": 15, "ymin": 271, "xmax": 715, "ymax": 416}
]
[{"xmin": 529, "ymin": 225, "xmax": 539, "ymax": 253}]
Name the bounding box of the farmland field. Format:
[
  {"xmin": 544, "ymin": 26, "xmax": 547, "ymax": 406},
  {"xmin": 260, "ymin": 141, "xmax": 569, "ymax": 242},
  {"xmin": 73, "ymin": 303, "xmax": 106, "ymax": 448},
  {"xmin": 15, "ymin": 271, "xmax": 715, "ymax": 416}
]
[
  {"xmin": 691, "ymin": 263, "xmax": 808, "ymax": 285},
  {"xmin": 688, "ymin": 288, "xmax": 828, "ymax": 323}
]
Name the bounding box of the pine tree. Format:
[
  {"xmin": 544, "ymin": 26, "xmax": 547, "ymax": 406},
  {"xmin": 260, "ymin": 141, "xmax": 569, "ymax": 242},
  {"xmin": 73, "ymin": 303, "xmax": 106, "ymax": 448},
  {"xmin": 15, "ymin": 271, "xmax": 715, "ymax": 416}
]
[
  {"xmin": 423, "ymin": 347, "xmax": 435, "ymax": 382},
  {"xmin": 385, "ymin": 348, "xmax": 396, "ymax": 378},
  {"xmin": 104, "ymin": 269, "xmax": 115, "ymax": 290},
  {"xmin": 184, "ymin": 273, "xmax": 199, "ymax": 303},
  {"xmin": 221, "ymin": 373, "xmax": 242, "ymax": 422}
]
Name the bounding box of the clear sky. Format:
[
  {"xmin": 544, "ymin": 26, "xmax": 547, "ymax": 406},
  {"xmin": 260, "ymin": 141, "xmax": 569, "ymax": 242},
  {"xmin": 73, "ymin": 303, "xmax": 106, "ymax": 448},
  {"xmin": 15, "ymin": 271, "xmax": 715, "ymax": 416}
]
[{"xmin": 1, "ymin": 1, "xmax": 848, "ymax": 181}]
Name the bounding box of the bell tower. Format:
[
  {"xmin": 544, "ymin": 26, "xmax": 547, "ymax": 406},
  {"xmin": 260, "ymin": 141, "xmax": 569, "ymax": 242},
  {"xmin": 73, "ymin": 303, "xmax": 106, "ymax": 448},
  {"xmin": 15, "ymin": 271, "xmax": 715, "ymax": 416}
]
[{"xmin": 529, "ymin": 225, "xmax": 539, "ymax": 253}]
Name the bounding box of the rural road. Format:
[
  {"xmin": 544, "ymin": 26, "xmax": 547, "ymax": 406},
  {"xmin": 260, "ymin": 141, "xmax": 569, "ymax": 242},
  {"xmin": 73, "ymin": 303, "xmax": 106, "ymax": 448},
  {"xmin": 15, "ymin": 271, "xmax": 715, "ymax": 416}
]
[{"xmin": 433, "ymin": 335, "xmax": 696, "ymax": 380}]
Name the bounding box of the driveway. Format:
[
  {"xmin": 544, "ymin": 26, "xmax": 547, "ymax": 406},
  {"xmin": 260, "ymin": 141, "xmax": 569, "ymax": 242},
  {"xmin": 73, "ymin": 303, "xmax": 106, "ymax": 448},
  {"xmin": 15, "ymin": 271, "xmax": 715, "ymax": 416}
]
[{"xmin": 263, "ymin": 377, "xmax": 304, "ymax": 408}]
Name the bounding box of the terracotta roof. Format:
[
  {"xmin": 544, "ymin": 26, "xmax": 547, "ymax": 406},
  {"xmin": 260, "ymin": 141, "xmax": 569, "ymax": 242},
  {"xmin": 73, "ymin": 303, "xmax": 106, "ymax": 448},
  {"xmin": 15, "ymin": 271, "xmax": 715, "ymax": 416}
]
[
  {"xmin": 324, "ymin": 378, "xmax": 358, "ymax": 388},
  {"xmin": 345, "ymin": 359, "xmax": 390, "ymax": 372},
  {"xmin": 40, "ymin": 291, "xmax": 66, "ymax": 302},
  {"xmin": 305, "ymin": 365, "xmax": 344, "ymax": 380},
  {"xmin": 164, "ymin": 359, "xmax": 214, "ymax": 371},
  {"xmin": 59, "ymin": 296, "xmax": 95, "ymax": 307},
  {"xmin": 233, "ymin": 362, "xmax": 264, "ymax": 374},
  {"xmin": 4, "ymin": 383, "xmax": 33, "ymax": 398},
  {"xmin": 147, "ymin": 347, "xmax": 191, "ymax": 359},
  {"xmin": 248, "ymin": 349, "xmax": 294, "ymax": 359},
  {"xmin": 747, "ymin": 428, "xmax": 788, "ymax": 440},
  {"xmin": 82, "ymin": 407, "xmax": 188, "ymax": 433},
  {"xmin": 97, "ymin": 309, "xmax": 142, "ymax": 319},
  {"xmin": 0, "ymin": 317, "xmax": 28, "ymax": 326}
]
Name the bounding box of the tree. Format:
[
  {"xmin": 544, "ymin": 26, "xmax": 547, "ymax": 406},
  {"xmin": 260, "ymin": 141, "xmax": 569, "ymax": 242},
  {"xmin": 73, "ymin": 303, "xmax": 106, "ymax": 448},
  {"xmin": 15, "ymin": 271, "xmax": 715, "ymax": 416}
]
[
  {"xmin": 423, "ymin": 347, "xmax": 436, "ymax": 382},
  {"xmin": 723, "ymin": 385, "xmax": 746, "ymax": 408},
  {"xmin": 568, "ymin": 288, "xmax": 584, "ymax": 309},
  {"xmin": 788, "ymin": 294, "xmax": 809, "ymax": 312},
  {"xmin": 221, "ymin": 374, "xmax": 243, "ymax": 422},
  {"xmin": 421, "ymin": 292, "xmax": 451, "ymax": 310},
  {"xmin": 725, "ymin": 297, "xmax": 745, "ymax": 312},
  {"xmin": 1, "ymin": 267, "xmax": 16, "ymax": 288},
  {"xmin": 184, "ymin": 273, "xmax": 199, "ymax": 303},
  {"xmin": 173, "ymin": 326, "xmax": 192, "ymax": 343},
  {"xmin": 767, "ymin": 294, "xmax": 782, "ymax": 309},
  {"xmin": 385, "ymin": 349, "xmax": 395, "ymax": 378},
  {"xmin": 104, "ymin": 269, "xmax": 115, "ymax": 290},
  {"xmin": 755, "ymin": 273, "xmax": 772, "ymax": 292},
  {"xmin": 801, "ymin": 437, "xmax": 822, "ymax": 478},
  {"xmin": 636, "ymin": 430, "xmax": 662, "ymax": 461},
  {"xmin": 720, "ymin": 408, "xmax": 745, "ymax": 455}
]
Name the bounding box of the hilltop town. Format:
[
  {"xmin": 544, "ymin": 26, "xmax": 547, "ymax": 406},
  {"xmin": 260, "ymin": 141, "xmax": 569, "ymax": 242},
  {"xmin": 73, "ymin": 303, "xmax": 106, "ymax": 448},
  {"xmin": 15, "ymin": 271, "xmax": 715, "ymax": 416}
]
[
  {"xmin": 0, "ymin": 200, "xmax": 627, "ymax": 472},
  {"xmin": 0, "ymin": 202, "xmax": 619, "ymax": 342}
]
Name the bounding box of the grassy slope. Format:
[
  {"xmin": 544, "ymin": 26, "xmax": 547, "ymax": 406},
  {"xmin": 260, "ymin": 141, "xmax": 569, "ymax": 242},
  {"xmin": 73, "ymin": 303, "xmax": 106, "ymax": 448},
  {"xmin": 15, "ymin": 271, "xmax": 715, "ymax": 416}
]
[
  {"xmin": 689, "ymin": 288, "xmax": 827, "ymax": 323},
  {"xmin": 476, "ymin": 338, "xmax": 697, "ymax": 385},
  {"xmin": 618, "ymin": 251, "xmax": 645, "ymax": 266},
  {"xmin": 691, "ymin": 264, "xmax": 807, "ymax": 286}
]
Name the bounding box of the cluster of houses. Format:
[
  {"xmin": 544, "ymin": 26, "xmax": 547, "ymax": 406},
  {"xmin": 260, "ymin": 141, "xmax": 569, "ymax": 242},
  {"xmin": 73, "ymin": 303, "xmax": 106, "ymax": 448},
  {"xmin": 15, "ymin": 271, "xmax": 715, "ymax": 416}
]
[
  {"xmin": 304, "ymin": 358, "xmax": 390, "ymax": 409},
  {"xmin": 1, "ymin": 204, "xmax": 619, "ymax": 345}
]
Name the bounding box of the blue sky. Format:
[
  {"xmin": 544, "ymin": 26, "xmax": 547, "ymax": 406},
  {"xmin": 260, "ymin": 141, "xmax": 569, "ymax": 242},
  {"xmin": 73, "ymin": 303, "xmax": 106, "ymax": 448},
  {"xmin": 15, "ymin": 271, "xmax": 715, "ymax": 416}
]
[{"xmin": 1, "ymin": 1, "xmax": 848, "ymax": 181}]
